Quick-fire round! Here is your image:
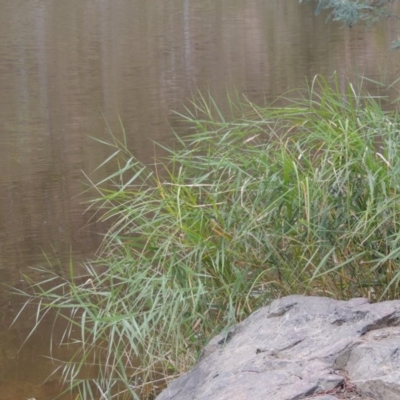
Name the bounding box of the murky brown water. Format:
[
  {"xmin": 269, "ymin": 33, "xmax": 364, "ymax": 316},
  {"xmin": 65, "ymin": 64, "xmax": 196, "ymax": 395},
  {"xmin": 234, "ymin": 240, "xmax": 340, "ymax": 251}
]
[{"xmin": 1, "ymin": 0, "xmax": 400, "ymax": 398}]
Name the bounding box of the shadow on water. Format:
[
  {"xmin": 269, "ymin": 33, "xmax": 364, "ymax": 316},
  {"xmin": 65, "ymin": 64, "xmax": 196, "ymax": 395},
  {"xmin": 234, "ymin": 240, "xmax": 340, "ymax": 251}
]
[{"xmin": 0, "ymin": 292, "xmax": 73, "ymax": 400}]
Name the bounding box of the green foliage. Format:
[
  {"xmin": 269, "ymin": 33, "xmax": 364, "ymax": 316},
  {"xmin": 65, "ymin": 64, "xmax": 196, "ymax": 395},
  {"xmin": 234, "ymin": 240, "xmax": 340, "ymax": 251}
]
[
  {"xmin": 300, "ymin": 0, "xmax": 400, "ymax": 48},
  {"xmin": 14, "ymin": 74, "xmax": 400, "ymax": 399}
]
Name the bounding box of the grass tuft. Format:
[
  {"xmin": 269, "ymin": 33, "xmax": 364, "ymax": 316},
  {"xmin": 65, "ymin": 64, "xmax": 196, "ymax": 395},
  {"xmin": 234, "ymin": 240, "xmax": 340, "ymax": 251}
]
[{"xmin": 14, "ymin": 74, "xmax": 400, "ymax": 399}]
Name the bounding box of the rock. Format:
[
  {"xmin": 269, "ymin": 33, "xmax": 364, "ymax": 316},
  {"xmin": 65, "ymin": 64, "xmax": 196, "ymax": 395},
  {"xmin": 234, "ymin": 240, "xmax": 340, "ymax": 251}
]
[{"xmin": 156, "ymin": 295, "xmax": 400, "ymax": 400}]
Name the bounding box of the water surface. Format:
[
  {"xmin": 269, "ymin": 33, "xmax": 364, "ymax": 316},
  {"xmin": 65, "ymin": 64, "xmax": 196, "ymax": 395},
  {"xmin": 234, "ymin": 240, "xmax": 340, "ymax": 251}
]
[{"xmin": 1, "ymin": 1, "xmax": 400, "ymax": 398}]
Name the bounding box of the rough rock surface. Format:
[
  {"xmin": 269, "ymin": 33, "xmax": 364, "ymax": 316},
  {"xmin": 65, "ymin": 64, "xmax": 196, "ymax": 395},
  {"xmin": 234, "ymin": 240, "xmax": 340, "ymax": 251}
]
[{"xmin": 156, "ymin": 295, "xmax": 400, "ymax": 400}]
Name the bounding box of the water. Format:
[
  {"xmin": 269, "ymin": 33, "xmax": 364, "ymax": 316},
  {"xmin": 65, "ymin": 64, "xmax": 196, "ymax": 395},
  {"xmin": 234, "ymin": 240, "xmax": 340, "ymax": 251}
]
[{"xmin": 1, "ymin": 0, "xmax": 400, "ymax": 398}]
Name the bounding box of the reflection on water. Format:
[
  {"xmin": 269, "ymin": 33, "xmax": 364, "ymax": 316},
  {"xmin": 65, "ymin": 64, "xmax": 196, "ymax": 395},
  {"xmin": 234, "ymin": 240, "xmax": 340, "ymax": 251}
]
[{"xmin": 0, "ymin": 0, "xmax": 400, "ymax": 398}]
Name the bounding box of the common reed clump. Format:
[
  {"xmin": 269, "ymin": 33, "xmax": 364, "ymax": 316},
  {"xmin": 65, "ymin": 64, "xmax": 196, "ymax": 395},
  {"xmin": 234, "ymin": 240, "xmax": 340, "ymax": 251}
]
[{"xmin": 15, "ymin": 75, "xmax": 400, "ymax": 399}]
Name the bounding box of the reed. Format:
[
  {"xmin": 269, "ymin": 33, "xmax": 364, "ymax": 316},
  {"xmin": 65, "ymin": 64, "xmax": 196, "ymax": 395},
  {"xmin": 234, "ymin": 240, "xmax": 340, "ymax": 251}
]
[{"xmin": 14, "ymin": 74, "xmax": 400, "ymax": 399}]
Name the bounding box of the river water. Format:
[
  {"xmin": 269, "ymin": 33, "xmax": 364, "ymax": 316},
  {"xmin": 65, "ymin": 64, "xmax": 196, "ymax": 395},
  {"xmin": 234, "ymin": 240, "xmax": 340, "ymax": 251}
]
[{"xmin": 1, "ymin": 1, "xmax": 400, "ymax": 399}]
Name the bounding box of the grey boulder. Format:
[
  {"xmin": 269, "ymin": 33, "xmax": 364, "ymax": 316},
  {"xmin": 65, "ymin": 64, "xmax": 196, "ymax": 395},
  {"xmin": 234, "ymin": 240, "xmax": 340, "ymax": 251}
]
[{"xmin": 156, "ymin": 295, "xmax": 400, "ymax": 400}]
